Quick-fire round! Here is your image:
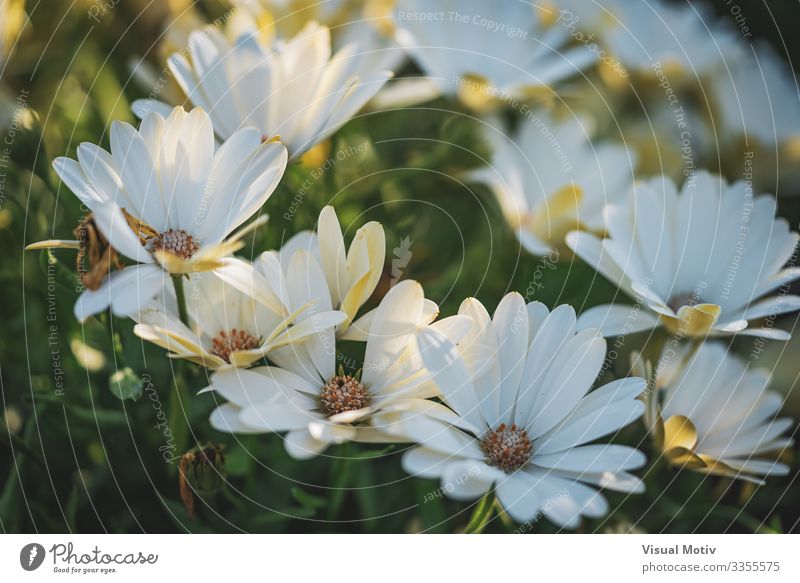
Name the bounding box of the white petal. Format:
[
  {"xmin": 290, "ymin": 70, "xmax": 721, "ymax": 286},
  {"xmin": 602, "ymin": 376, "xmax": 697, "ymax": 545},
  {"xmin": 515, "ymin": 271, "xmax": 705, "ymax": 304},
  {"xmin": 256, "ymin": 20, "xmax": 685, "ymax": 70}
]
[
  {"xmin": 283, "ymin": 429, "xmax": 329, "ymax": 460},
  {"xmin": 576, "ymin": 304, "xmax": 659, "ymax": 337}
]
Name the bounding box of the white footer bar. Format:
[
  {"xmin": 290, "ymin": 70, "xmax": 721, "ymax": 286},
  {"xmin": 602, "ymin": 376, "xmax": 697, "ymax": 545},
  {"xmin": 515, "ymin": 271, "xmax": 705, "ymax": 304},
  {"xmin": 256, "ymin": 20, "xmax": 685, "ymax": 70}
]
[{"xmin": 1, "ymin": 534, "xmax": 796, "ymax": 581}]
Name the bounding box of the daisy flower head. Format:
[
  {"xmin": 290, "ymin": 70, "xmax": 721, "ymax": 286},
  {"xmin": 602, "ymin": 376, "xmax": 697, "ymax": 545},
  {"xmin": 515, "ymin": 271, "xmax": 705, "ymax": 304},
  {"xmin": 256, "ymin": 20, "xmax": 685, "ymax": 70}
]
[
  {"xmin": 205, "ymin": 279, "xmax": 463, "ymax": 459},
  {"xmin": 214, "ymin": 205, "xmax": 385, "ymax": 337},
  {"xmin": 27, "ymin": 106, "xmax": 288, "ymax": 322},
  {"xmin": 469, "ymin": 113, "xmax": 635, "ymax": 256},
  {"xmin": 567, "ymin": 171, "xmax": 800, "ymax": 339},
  {"xmin": 397, "ymin": 294, "xmax": 647, "ymax": 528},
  {"xmin": 392, "ymin": 0, "xmax": 595, "ymax": 112},
  {"xmin": 132, "ymin": 14, "xmax": 394, "ymax": 158},
  {"xmin": 649, "ymin": 342, "xmax": 794, "ymax": 485},
  {"xmin": 133, "ymin": 264, "xmax": 346, "ymax": 370}
]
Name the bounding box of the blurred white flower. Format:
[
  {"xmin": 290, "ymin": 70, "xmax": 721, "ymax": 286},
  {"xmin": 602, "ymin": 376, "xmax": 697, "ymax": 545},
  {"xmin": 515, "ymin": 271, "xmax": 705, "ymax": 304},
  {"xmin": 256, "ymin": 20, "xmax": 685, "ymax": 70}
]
[
  {"xmin": 0, "ymin": 0, "xmax": 25, "ymax": 68},
  {"xmin": 469, "ymin": 113, "xmax": 635, "ymax": 255},
  {"xmin": 616, "ymin": 100, "xmax": 711, "ymax": 182},
  {"xmin": 567, "ymin": 171, "xmax": 800, "ymax": 339},
  {"xmin": 395, "ymin": 295, "xmax": 647, "ymax": 528},
  {"xmin": 653, "ymin": 342, "xmax": 793, "ymax": 485},
  {"xmin": 231, "ymin": 0, "xmax": 404, "ymax": 73},
  {"xmin": 133, "ymin": 18, "xmax": 393, "ymax": 157},
  {"xmin": 602, "ymin": 0, "xmax": 743, "ymax": 79},
  {"xmin": 552, "ymin": 0, "xmax": 623, "ymax": 32},
  {"xmin": 205, "ymin": 280, "xmax": 466, "ymax": 459},
  {"xmin": 28, "ymin": 106, "xmax": 287, "ymax": 321},
  {"xmin": 710, "ymin": 41, "xmax": 800, "ymax": 191},
  {"xmin": 134, "ymin": 267, "xmax": 345, "ymax": 370},
  {"xmin": 392, "ymin": 0, "xmax": 594, "ymax": 110}
]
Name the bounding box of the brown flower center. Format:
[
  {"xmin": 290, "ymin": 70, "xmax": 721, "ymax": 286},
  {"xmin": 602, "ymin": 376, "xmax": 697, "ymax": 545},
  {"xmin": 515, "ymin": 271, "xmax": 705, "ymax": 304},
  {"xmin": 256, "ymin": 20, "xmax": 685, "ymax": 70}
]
[
  {"xmin": 319, "ymin": 374, "xmax": 369, "ymax": 418},
  {"xmin": 482, "ymin": 423, "xmax": 533, "ymax": 473},
  {"xmin": 210, "ymin": 329, "xmax": 260, "ymax": 363},
  {"xmin": 150, "ymin": 228, "xmax": 200, "ymax": 259}
]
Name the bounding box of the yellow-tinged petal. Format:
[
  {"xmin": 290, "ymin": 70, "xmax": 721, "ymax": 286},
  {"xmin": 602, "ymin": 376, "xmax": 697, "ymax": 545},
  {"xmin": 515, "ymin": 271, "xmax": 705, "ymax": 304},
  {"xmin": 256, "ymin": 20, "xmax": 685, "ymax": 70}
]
[
  {"xmin": 536, "ymin": 1, "xmax": 559, "ymax": 27},
  {"xmin": 133, "ymin": 323, "xmax": 205, "ymax": 356},
  {"xmin": 526, "ymin": 183, "xmax": 584, "ymax": 245},
  {"xmin": 154, "ymin": 250, "xmax": 228, "ymax": 274},
  {"xmin": 1, "ymin": 0, "xmax": 26, "ymax": 57},
  {"xmin": 168, "ymin": 351, "xmax": 228, "ymax": 369},
  {"xmin": 662, "ymin": 415, "xmax": 698, "ymax": 454},
  {"xmin": 228, "ymin": 349, "xmax": 267, "ymax": 369},
  {"xmin": 364, "ymin": 0, "xmax": 396, "ymax": 35},
  {"xmin": 666, "ymin": 446, "xmax": 709, "ymax": 470},
  {"xmin": 457, "ymin": 73, "xmax": 495, "ymax": 112},
  {"xmin": 342, "ymin": 221, "xmax": 385, "ymax": 314},
  {"xmin": 662, "ymin": 303, "xmax": 721, "ymax": 336},
  {"xmin": 355, "ymin": 221, "xmax": 385, "ymax": 299},
  {"xmin": 339, "ymin": 269, "xmax": 374, "ymax": 328},
  {"xmin": 25, "ymin": 239, "xmax": 81, "ymax": 251},
  {"xmin": 696, "ymin": 454, "xmax": 740, "ymax": 476},
  {"xmin": 298, "ymin": 139, "xmax": 331, "ymax": 169}
]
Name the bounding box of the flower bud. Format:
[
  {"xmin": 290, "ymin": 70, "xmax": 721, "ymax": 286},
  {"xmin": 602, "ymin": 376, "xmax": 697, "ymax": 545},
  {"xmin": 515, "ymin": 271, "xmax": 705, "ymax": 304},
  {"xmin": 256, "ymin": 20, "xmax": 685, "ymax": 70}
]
[{"xmin": 178, "ymin": 443, "xmax": 226, "ymax": 519}]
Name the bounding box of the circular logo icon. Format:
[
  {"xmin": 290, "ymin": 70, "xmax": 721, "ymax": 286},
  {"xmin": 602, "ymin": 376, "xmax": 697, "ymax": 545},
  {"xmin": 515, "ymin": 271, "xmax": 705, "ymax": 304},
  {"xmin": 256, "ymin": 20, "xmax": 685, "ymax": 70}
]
[{"xmin": 20, "ymin": 543, "xmax": 46, "ymax": 571}]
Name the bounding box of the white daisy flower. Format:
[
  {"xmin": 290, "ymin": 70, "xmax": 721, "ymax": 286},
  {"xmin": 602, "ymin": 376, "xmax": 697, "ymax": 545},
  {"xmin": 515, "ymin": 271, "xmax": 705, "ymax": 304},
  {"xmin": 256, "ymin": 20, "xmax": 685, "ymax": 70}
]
[
  {"xmin": 468, "ymin": 113, "xmax": 635, "ymax": 256},
  {"xmin": 215, "ymin": 205, "xmax": 385, "ymax": 337},
  {"xmin": 567, "ymin": 172, "xmax": 800, "ymax": 339},
  {"xmin": 27, "ymin": 106, "xmax": 288, "ymax": 322},
  {"xmin": 392, "ymin": 0, "xmax": 594, "ymax": 111},
  {"xmin": 649, "ymin": 342, "xmax": 793, "ymax": 485},
  {"xmin": 396, "ymin": 294, "xmax": 647, "ymax": 528},
  {"xmin": 205, "ymin": 280, "xmax": 468, "ymax": 459},
  {"xmin": 132, "ymin": 18, "xmax": 393, "ymax": 157},
  {"xmin": 133, "ymin": 265, "xmax": 346, "ymax": 370},
  {"xmin": 602, "ymin": 0, "xmax": 743, "ymax": 79},
  {"xmin": 710, "ymin": 42, "xmax": 800, "ymax": 190}
]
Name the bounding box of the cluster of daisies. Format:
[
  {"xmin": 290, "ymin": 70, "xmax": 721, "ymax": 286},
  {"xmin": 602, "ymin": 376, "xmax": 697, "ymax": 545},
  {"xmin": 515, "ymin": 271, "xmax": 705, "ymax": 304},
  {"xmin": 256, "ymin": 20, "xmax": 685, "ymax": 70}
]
[{"xmin": 27, "ymin": 0, "xmax": 798, "ymax": 529}]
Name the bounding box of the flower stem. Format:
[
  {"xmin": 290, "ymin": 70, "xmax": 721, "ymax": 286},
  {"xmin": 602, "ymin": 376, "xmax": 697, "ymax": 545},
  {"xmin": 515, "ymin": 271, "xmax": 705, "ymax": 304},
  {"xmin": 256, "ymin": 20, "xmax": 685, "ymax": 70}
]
[
  {"xmin": 464, "ymin": 491, "xmax": 495, "ymax": 534},
  {"xmin": 325, "ymin": 442, "xmax": 353, "ymax": 521},
  {"xmin": 168, "ymin": 274, "xmax": 191, "ymax": 475},
  {"xmin": 167, "ymin": 365, "xmax": 190, "ymax": 476},
  {"xmin": 172, "ymin": 274, "xmax": 190, "ymax": 327}
]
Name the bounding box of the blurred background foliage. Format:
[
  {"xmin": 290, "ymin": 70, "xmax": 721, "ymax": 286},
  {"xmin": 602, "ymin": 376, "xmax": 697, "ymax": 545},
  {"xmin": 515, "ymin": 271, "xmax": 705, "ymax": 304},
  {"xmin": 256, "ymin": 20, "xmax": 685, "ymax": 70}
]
[{"xmin": 0, "ymin": 0, "xmax": 799, "ymax": 533}]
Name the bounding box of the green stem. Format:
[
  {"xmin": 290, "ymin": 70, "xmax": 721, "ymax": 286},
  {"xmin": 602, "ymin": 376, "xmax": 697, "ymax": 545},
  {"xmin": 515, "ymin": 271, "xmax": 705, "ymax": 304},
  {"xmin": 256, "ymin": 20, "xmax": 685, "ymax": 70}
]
[
  {"xmin": 326, "ymin": 442, "xmax": 353, "ymax": 521},
  {"xmin": 172, "ymin": 274, "xmax": 190, "ymax": 327},
  {"xmin": 168, "ymin": 275, "xmax": 191, "ymax": 475},
  {"xmin": 464, "ymin": 491, "xmax": 495, "ymax": 534},
  {"xmin": 167, "ymin": 366, "xmax": 190, "ymax": 476}
]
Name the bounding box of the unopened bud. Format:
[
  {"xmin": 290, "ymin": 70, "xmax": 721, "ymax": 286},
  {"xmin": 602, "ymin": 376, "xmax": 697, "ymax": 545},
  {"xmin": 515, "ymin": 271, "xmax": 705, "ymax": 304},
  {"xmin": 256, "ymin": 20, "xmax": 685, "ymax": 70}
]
[{"xmin": 178, "ymin": 443, "xmax": 226, "ymax": 519}]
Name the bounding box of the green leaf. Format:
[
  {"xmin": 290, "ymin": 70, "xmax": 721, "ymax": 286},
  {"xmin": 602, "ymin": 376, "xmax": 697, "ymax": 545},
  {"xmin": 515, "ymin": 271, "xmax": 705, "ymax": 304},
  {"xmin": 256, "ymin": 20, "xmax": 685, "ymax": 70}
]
[{"xmin": 291, "ymin": 487, "xmax": 326, "ymax": 510}]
